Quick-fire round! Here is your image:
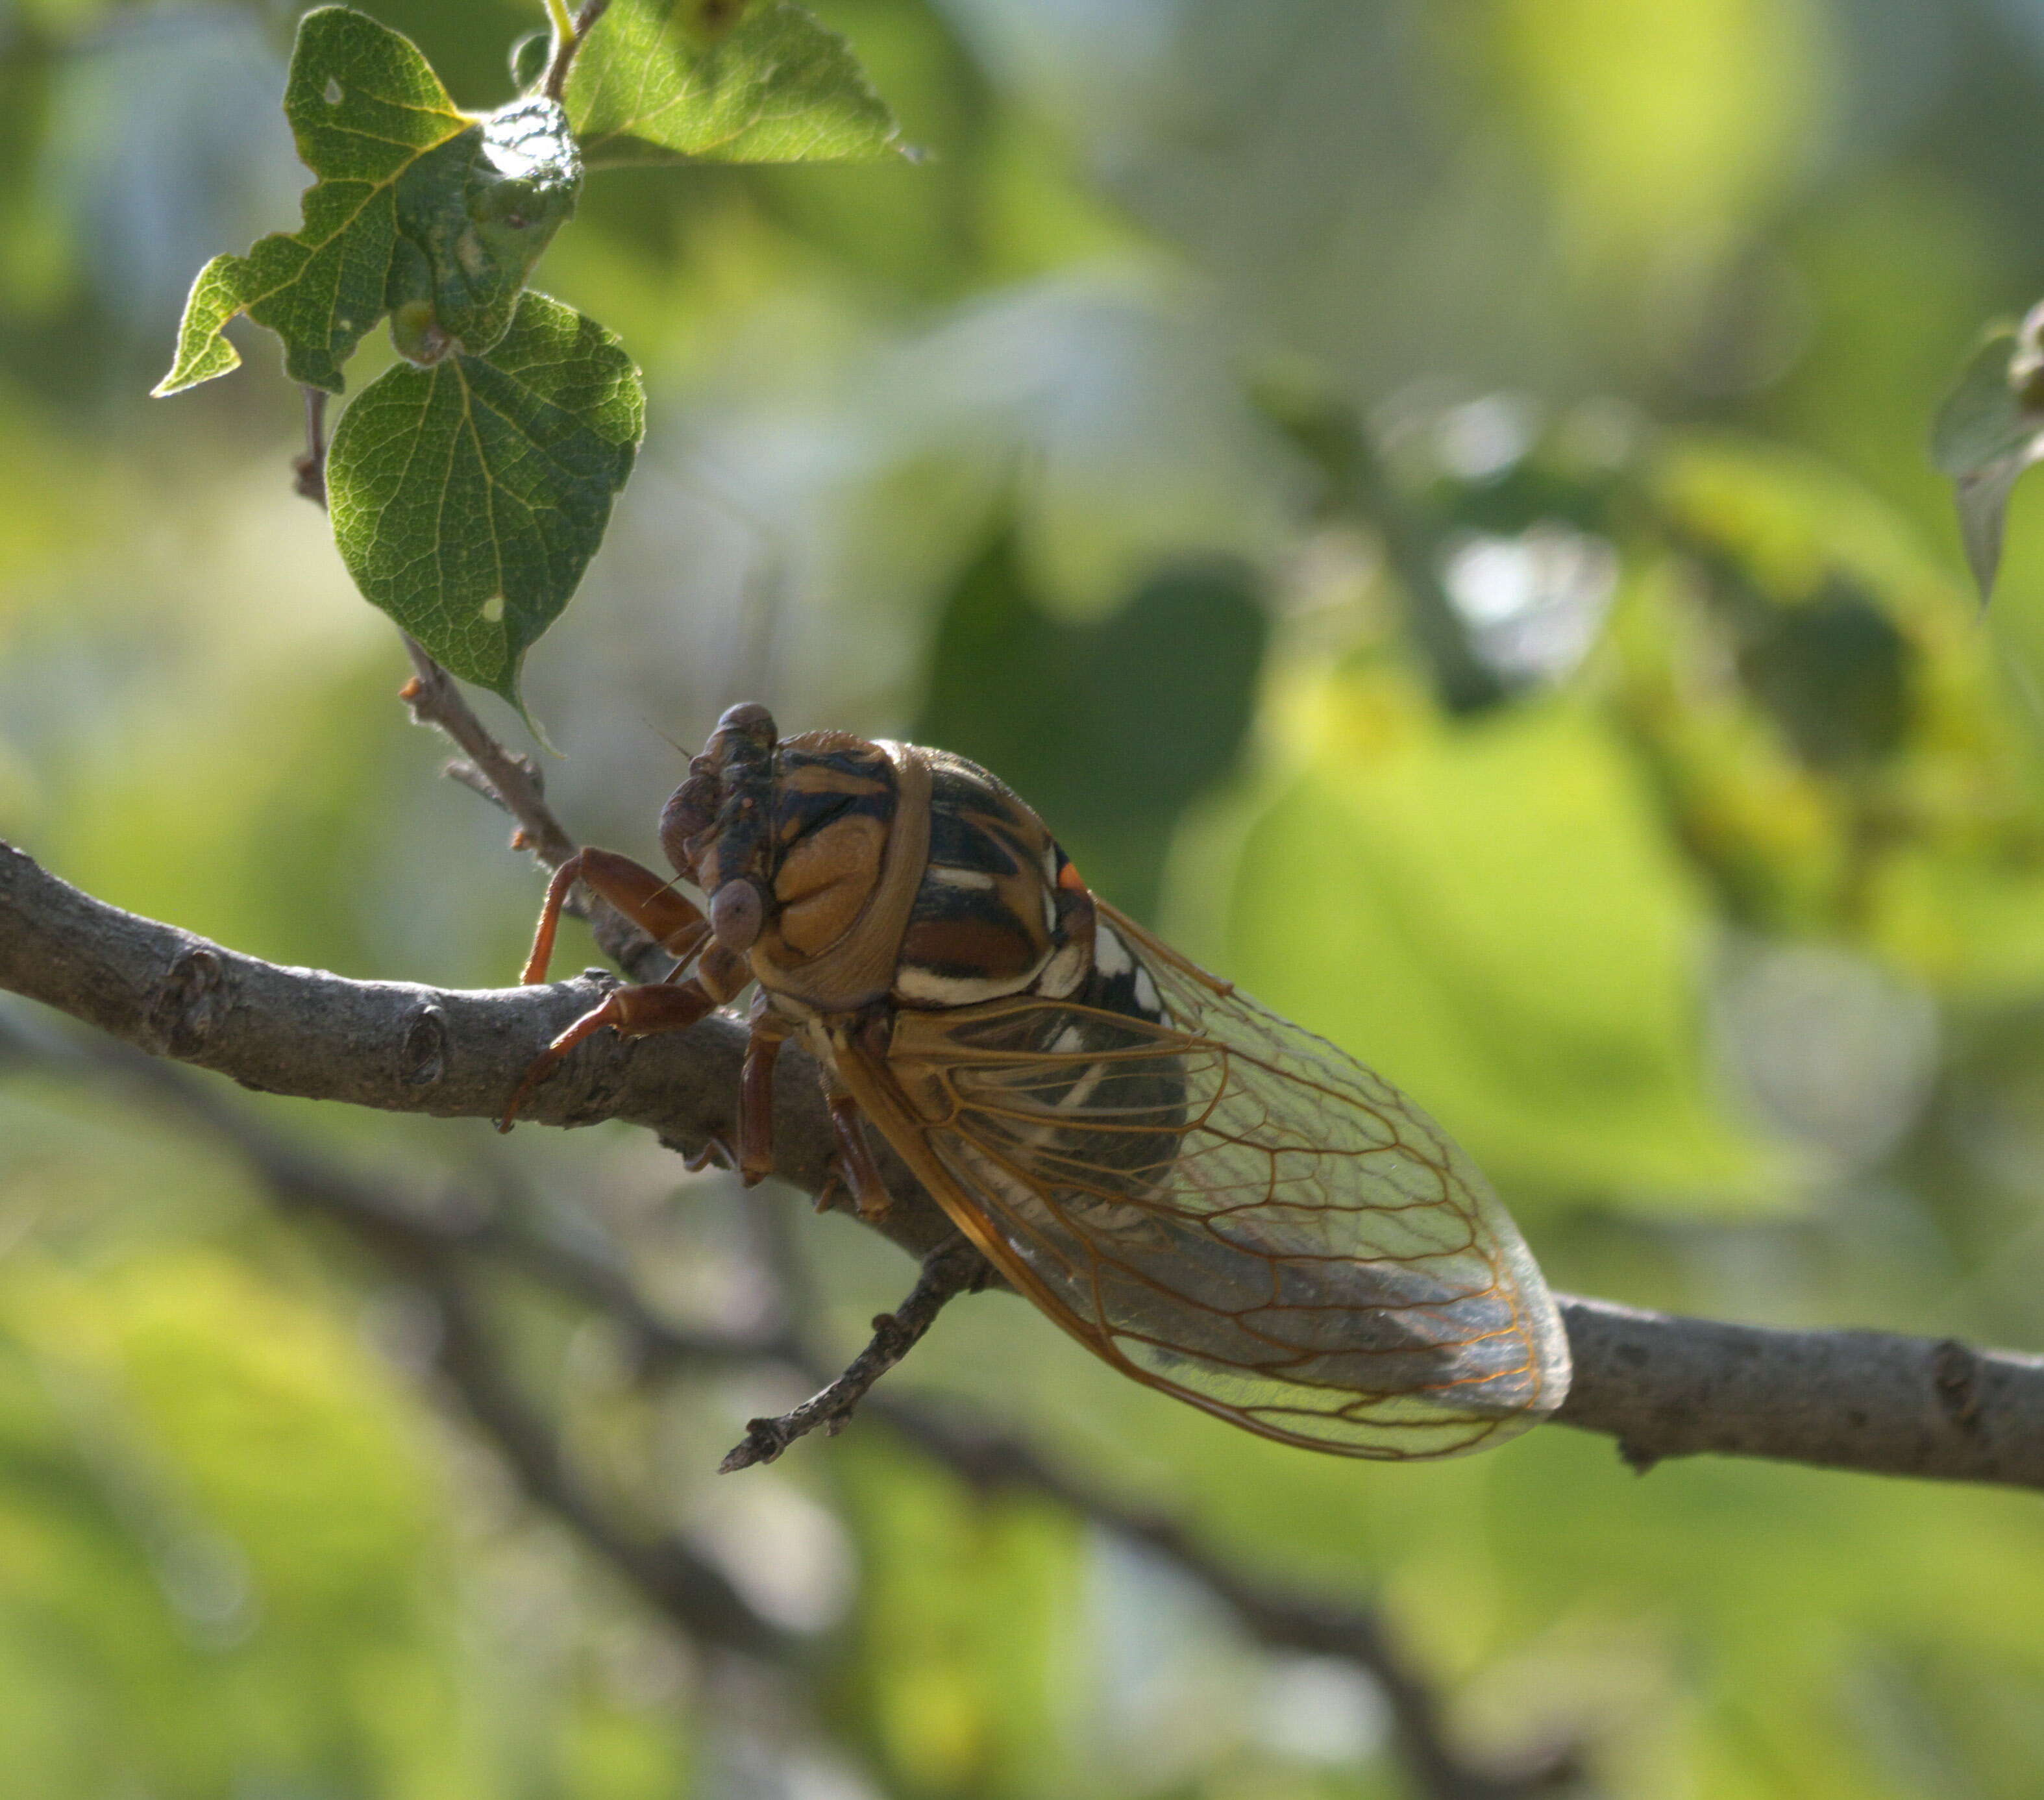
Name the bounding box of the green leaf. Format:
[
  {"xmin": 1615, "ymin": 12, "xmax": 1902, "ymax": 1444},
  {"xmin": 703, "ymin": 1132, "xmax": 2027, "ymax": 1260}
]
[
  {"xmin": 386, "ymin": 95, "xmax": 584, "ymax": 363},
  {"xmin": 1172, "ymin": 674, "xmax": 1788, "ymax": 1210},
  {"xmin": 154, "ymin": 7, "xmax": 582, "ymax": 397},
  {"xmin": 325, "ymin": 291, "xmax": 645, "ymax": 710},
  {"xmin": 566, "ymin": 0, "xmax": 903, "ymax": 167},
  {"xmin": 1931, "ymin": 321, "xmax": 2044, "ymax": 601}
]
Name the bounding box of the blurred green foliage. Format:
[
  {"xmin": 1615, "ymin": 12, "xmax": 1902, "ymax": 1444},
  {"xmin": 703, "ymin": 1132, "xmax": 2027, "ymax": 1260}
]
[{"xmin": 11, "ymin": 0, "xmax": 2044, "ymax": 1794}]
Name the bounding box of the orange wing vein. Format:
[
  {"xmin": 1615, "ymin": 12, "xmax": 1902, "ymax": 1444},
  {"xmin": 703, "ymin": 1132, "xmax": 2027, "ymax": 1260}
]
[{"xmin": 834, "ymin": 904, "xmax": 1572, "ymax": 1459}]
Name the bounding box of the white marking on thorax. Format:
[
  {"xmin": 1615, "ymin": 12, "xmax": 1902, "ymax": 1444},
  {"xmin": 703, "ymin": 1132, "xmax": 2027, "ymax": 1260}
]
[
  {"xmin": 929, "ymin": 864, "xmax": 996, "ymax": 890},
  {"xmin": 801, "ymin": 1015, "xmax": 841, "ymax": 1074},
  {"xmin": 894, "ymin": 952, "xmax": 1050, "ymax": 1007}
]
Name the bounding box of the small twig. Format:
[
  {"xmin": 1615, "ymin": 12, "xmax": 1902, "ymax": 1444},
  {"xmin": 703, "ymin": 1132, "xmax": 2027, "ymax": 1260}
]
[
  {"xmin": 399, "ymin": 639, "xmax": 576, "ymax": 865},
  {"xmin": 719, "ymin": 1237, "xmax": 992, "ymax": 1472},
  {"xmin": 291, "ymin": 386, "xmax": 328, "ymax": 508},
  {"xmin": 393, "ymin": 638, "xmax": 669, "ymax": 981},
  {"xmin": 544, "ymin": 0, "xmax": 610, "ymax": 101}
]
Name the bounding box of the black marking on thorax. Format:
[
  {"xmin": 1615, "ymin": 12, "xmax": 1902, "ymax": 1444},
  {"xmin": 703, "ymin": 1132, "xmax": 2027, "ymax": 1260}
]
[
  {"xmin": 768, "ymin": 737, "xmax": 896, "ymax": 857},
  {"xmin": 894, "ymin": 753, "xmax": 1063, "ymax": 1003}
]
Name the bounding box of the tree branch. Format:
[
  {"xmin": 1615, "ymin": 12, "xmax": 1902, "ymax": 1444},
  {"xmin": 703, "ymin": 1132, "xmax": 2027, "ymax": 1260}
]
[{"xmin": 7, "ymin": 835, "xmax": 2044, "ymax": 1493}]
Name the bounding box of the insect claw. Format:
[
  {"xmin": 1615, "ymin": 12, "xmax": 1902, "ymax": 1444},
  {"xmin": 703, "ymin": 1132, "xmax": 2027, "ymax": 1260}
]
[{"xmin": 683, "ymin": 1134, "xmax": 737, "ymax": 1173}]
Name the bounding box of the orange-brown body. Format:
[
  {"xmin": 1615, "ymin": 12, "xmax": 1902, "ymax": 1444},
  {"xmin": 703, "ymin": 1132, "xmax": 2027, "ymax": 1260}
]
[{"xmin": 506, "ymin": 703, "xmax": 1571, "ymax": 1461}]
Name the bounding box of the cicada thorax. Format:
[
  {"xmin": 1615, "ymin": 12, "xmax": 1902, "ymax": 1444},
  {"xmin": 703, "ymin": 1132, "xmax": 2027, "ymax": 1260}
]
[
  {"xmin": 726, "ymin": 731, "xmax": 1099, "ymax": 1018},
  {"xmin": 891, "ymin": 751, "xmax": 1094, "ymax": 1008},
  {"xmin": 673, "ymin": 709, "xmax": 1192, "ymax": 1201}
]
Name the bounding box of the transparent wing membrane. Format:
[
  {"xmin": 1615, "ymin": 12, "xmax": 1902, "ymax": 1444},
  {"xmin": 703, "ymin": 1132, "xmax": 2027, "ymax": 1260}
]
[{"xmin": 865, "ymin": 909, "xmax": 1570, "ymax": 1459}]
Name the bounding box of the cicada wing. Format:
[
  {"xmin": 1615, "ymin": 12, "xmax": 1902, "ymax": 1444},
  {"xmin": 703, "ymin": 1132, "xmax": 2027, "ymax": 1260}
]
[{"xmin": 838, "ymin": 905, "xmax": 1570, "ymax": 1459}]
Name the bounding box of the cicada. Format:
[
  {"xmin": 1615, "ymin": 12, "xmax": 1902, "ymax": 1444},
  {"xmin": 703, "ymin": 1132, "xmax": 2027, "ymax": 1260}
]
[{"xmin": 507, "ymin": 703, "xmax": 1571, "ymax": 1459}]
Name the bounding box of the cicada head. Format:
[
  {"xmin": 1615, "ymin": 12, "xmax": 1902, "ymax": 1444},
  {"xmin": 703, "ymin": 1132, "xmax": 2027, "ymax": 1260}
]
[{"xmin": 658, "ymin": 702, "xmax": 780, "ymax": 951}]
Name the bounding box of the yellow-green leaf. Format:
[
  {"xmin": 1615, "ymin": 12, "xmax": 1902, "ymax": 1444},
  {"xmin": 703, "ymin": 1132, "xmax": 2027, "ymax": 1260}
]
[
  {"xmin": 1174, "ymin": 674, "xmax": 1786, "ymax": 1209},
  {"xmin": 154, "ymin": 8, "xmax": 582, "ymax": 397},
  {"xmin": 567, "ymin": 0, "xmax": 903, "ymax": 167}
]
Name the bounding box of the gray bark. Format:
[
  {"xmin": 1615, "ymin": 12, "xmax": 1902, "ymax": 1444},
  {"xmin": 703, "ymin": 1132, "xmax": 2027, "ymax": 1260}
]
[{"xmin": 7, "ymin": 837, "xmax": 2043, "ymax": 1494}]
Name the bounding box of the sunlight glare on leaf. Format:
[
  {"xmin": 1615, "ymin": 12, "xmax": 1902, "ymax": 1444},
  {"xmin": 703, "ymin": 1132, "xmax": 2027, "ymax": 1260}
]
[{"xmin": 153, "ymin": 7, "xmax": 583, "ymax": 397}]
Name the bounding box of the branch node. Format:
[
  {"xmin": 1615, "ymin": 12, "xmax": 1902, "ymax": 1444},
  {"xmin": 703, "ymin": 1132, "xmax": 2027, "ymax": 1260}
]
[
  {"xmin": 400, "ymin": 1004, "xmax": 449, "ymax": 1087},
  {"xmin": 1932, "ymin": 1337, "xmax": 1985, "ymax": 1430},
  {"xmin": 144, "ymin": 945, "xmax": 227, "ymax": 1057}
]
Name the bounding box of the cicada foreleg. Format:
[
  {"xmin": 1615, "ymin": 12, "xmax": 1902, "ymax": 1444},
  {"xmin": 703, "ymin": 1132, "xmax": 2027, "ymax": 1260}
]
[
  {"xmin": 504, "ymin": 852, "xmax": 744, "ymax": 1130},
  {"xmin": 521, "ymin": 847, "xmax": 711, "ymax": 985},
  {"xmin": 500, "ymin": 981, "xmax": 725, "ymax": 1129}
]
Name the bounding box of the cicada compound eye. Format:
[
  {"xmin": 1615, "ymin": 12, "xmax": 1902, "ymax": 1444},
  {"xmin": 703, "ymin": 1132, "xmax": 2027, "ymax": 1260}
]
[
  {"xmin": 658, "ymin": 776, "xmax": 717, "ymax": 876},
  {"xmin": 709, "ymin": 877, "xmax": 766, "ymax": 952}
]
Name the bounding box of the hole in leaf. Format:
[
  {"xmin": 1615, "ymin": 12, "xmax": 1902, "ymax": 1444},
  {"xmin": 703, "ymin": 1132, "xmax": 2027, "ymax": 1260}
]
[
  {"xmin": 323, "ymin": 77, "xmax": 342, "ymax": 105},
  {"xmin": 481, "ymin": 594, "xmax": 506, "ymax": 623}
]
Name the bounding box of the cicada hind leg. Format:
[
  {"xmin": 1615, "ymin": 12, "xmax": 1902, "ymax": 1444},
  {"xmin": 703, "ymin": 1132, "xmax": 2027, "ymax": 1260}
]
[{"xmin": 502, "ymin": 848, "xmax": 733, "ymax": 1130}]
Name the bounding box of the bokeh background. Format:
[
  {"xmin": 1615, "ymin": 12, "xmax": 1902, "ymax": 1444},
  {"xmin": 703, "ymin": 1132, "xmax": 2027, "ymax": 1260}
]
[{"xmin": 8, "ymin": 0, "xmax": 2044, "ymax": 1793}]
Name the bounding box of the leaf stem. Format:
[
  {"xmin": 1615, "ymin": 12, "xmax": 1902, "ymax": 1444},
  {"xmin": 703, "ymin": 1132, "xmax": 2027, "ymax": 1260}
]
[
  {"xmin": 291, "ymin": 386, "xmax": 328, "ymax": 509},
  {"xmin": 544, "ymin": 0, "xmax": 610, "ymax": 102},
  {"xmin": 540, "ymin": 0, "xmax": 576, "ymax": 62}
]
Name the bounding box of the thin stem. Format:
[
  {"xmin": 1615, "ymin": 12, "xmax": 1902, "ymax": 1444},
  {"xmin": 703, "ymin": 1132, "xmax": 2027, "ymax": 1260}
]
[
  {"xmin": 291, "ymin": 386, "xmax": 328, "ymax": 508},
  {"xmin": 719, "ymin": 1238, "xmax": 991, "ymax": 1471},
  {"xmin": 393, "ymin": 637, "xmax": 671, "ymax": 983},
  {"xmin": 544, "ymin": 0, "xmax": 610, "ymax": 101},
  {"xmin": 540, "ymin": 0, "xmax": 576, "ymax": 62}
]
